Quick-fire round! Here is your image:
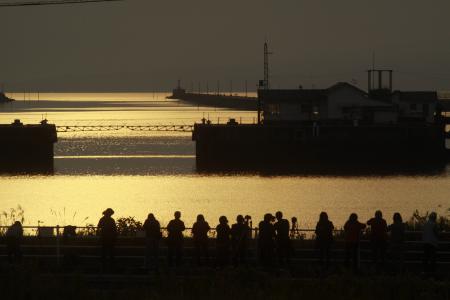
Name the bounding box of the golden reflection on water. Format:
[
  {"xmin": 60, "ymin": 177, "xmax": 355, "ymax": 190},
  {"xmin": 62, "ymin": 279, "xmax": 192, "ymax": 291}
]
[
  {"xmin": 0, "ymin": 93, "xmax": 449, "ymax": 229},
  {"xmin": 0, "ymin": 175, "xmax": 449, "ymax": 229}
]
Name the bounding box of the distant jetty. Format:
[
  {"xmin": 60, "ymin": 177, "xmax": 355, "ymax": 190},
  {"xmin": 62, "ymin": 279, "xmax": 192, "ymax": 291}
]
[
  {"xmin": 0, "ymin": 91, "xmax": 14, "ymax": 103},
  {"xmin": 167, "ymin": 84, "xmax": 257, "ymax": 110}
]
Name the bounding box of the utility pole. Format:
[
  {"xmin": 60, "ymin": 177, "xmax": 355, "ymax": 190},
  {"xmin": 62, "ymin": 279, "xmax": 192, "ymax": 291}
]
[
  {"xmin": 259, "ymin": 42, "xmax": 272, "ymax": 125},
  {"xmin": 245, "ymin": 80, "xmax": 248, "ymax": 97},
  {"xmin": 264, "ymin": 42, "xmax": 271, "ymax": 90}
]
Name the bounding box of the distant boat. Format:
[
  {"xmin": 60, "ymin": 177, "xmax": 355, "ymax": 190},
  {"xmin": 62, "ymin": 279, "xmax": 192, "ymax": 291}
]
[{"xmin": 0, "ymin": 91, "xmax": 14, "ymax": 103}]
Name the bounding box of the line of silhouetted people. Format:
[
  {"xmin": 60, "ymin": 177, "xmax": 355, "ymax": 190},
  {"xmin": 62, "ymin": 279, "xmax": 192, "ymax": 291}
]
[
  {"xmin": 3, "ymin": 209, "xmax": 443, "ymax": 277},
  {"xmin": 94, "ymin": 208, "xmax": 443, "ymax": 276}
]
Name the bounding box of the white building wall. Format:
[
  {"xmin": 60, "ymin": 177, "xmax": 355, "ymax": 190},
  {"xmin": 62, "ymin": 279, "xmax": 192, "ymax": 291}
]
[{"xmin": 327, "ymin": 86, "xmax": 388, "ymax": 119}]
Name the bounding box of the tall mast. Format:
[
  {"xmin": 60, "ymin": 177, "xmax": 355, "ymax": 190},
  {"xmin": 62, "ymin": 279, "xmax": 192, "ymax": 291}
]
[
  {"xmin": 258, "ymin": 42, "xmax": 272, "ymax": 125},
  {"xmin": 264, "ymin": 42, "xmax": 269, "ymax": 90}
]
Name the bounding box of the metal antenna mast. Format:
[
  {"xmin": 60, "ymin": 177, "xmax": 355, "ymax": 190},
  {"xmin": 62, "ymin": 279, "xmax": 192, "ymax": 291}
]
[
  {"xmin": 263, "ymin": 42, "xmax": 272, "ymax": 90},
  {"xmin": 258, "ymin": 41, "xmax": 272, "ymax": 125}
]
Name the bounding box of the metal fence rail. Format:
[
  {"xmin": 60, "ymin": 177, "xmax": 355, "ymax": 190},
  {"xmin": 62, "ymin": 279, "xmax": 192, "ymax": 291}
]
[
  {"xmin": 56, "ymin": 125, "xmax": 195, "ymax": 133},
  {"xmin": 1, "ymin": 225, "xmax": 448, "ymax": 240}
]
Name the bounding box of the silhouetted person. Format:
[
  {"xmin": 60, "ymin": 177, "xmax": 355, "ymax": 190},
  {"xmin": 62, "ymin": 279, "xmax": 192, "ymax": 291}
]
[
  {"xmin": 274, "ymin": 211, "xmax": 291, "ymax": 266},
  {"xmin": 388, "ymin": 212, "xmax": 405, "ymax": 273},
  {"xmin": 192, "ymin": 214, "xmax": 210, "ymax": 266},
  {"xmin": 63, "ymin": 225, "xmax": 78, "ymax": 269},
  {"xmin": 143, "ymin": 213, "xmax": 161, "ymax": 270},
  {"xmin": 167, "ymin": 211, "xmax": 185, "ymax": 267},
  {"xmin": 231, "ymin": 215, "xmax": 250, "ymax": 267},
  {"xmin": 367, "ymin": 210, "xmax": 388, "ymax": 270},
  {"xmin": 244, "ymin": 215, "xmax": 252, "ymax": 229},
  {"xmin": 344, "ymin": 213, "xmax": 366, "ymax": 272},
  {"xmin": 6, "ymin": 221, "xmax": 23, "ymax": 264},
  {"xmin": 258, "ymin": 213, "xmax": 276, "ymax": 267},
  {"xmin": 315, "ymin": 212, "xmax": 334, "ymax": 270},
  {"xmin": 216, "ymin": 216, "xmax": 231, "ymax": 267},
  {"xmin": 97, "ymin": 208, "xmax": 117, "ymax": 270},
  {"xmin": 290, "ymin": 217, "xmax": 298, "ymax": 238},
  {"xmin": 422, "ymin": 212, "xmax": 439, "ymax": 276}
]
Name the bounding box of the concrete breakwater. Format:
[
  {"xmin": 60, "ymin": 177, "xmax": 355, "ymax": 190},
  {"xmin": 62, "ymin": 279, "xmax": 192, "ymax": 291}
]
[
  {"xmin": 167, "ymin": 92, "xmax": 257, "ymax": 110},
  {"xmin": 193, "ymin": 122, "xmax": 449, "ymax": 172}
]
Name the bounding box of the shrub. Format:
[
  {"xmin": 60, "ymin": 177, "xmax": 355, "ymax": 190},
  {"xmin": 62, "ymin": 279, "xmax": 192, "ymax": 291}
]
[{"xmin": 116, "ymin": 216, "xmax": 143, "ymax": 236}]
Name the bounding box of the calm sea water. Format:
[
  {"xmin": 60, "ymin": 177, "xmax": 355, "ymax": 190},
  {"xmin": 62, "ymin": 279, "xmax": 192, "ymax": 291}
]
[{"xmin": 0, "ymin": 93, "xmax": 449, "ymax": 228}]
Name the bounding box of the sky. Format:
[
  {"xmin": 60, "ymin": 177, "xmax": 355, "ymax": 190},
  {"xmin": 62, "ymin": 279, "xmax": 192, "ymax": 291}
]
[{"xmin": 1, "ymin": 0, "xmax": 450, "ymax": 92}]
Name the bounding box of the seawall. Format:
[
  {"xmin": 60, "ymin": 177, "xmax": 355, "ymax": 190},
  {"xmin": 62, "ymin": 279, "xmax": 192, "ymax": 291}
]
[
  {"xmin": 193, "ymin": 122, "xmax": 448, "ymax": 173},
  {"xmin": 168, "ymin": 92, "xmax": 257, "ymax": 110}
]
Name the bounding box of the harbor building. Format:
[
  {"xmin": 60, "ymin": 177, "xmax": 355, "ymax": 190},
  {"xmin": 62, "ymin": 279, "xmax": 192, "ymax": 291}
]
[
  {"xmin": 259, "ymin": 82, "xmax": 397, "ymax": 124},
  {"xmin": 259, "ymin": 70, "xmax": 440, "ymax": 125}
]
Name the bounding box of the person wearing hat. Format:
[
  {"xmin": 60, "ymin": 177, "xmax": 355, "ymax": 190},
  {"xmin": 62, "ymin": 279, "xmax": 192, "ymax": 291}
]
[{"xmin": 97, "ymin": 208, "xmax": 117, "ymax": 270}]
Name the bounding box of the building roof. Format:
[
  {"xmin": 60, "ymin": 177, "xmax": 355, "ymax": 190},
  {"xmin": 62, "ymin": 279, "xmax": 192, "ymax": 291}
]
[
  {"xmin": 326, "ymin": 82, "xmax": 368, "ymax": 96},
  {"xmin": 259, "ymin": 82, "xmax": 371, "ymax": 103},
  {"xmin": 258, "ymin": 89, "xmax": 327, "ymax": 103}
]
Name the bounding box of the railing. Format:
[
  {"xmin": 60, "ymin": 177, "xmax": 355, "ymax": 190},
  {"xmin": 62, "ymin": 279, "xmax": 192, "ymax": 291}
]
[
  {"xmin": 1, "ymin": 225, "xmax": 449, "ymax": 269},
  {"xmin": 54, "ymin": 117, "xmax": 259, "ymax": 133},
  {"xmin": 1, "ymin": 225, "xmax": 313, "ymax": 239},
  {"xmin": 56, "ymin": 125, "xmax": 195, "ymax": 133},
  {"xmin": 1, "ymin": 225, "xmax": 448, "ymax": 240}
]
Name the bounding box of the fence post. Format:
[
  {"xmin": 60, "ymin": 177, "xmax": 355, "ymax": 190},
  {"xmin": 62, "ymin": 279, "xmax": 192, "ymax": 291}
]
[{"xmin": 56, "ymin": 225, "xmax": 60, "ymax": 267}]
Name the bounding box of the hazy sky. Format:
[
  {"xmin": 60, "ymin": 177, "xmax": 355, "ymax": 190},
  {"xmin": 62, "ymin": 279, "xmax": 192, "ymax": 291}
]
[{"xmin": 1, "ymin": 0, "xmax": 450, "ymax": 92}]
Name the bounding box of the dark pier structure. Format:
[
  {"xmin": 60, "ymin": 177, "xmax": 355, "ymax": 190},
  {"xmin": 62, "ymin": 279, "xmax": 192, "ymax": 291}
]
[
  {"xmin": 193, "ymin": 66, "xmax": 450, "ymax": 173},
  {"xmin": 193, "ymin": 122, "xmax": 448, "ymax": 174},
  {"xmin": 0, "ymin": 119, "xmax": 57, "ymax": 173},
  {"xmin": 167, "ymin": 81, "xmax": 257, "ymax": 110}
]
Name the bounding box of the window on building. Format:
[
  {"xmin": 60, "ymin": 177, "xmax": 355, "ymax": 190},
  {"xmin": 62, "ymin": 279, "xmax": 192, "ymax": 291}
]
[
  {"xmin": 266, "ymin": 104, "xmax": 280, "ymax": 115},
  {"xmin": 410, "ymin": 103, "xmax": 417, "ymax": 111},
  {"xmin": 423, "ymin": 104, "xmax": 429, "ymax": 115}
]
